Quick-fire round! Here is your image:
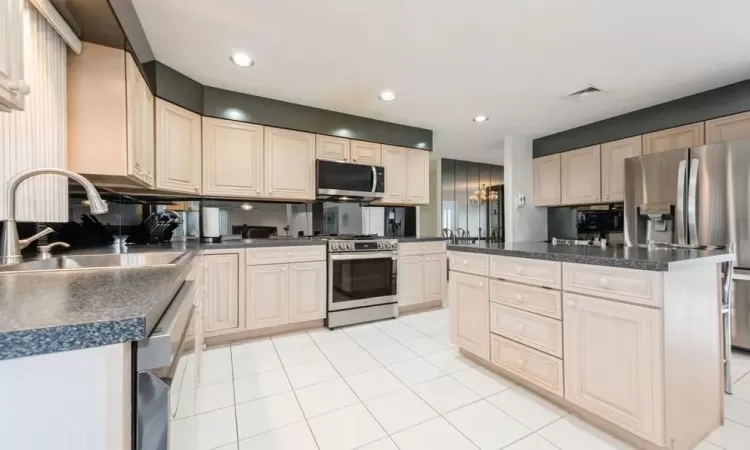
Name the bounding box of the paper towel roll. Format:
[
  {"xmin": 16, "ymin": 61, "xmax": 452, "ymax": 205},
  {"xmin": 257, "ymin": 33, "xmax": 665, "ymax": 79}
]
[{"xmin": 202, "ymin": 207, "xmax": 221, "ymax": 238}]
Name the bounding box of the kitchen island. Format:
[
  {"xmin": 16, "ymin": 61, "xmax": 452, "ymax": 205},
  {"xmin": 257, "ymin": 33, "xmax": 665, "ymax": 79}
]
[{"xmin": 448, "ymin": 242, "xmax": 734, "ymax": 450}]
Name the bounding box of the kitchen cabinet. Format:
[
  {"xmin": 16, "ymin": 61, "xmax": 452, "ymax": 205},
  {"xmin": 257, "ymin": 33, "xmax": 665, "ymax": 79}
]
[
  {"xmin": 563, "ymin": 292, "xmax": 664, "ymax": 444},
  {"xmin": 449, "ymin": 271, "xmax": 490, "ymax": 360},
  {"xmin": 68, "ymin": 44, "xmax": 155, "ymax": 187},
  {"xmin": 561, "ymin": 145, "xmax": 601, "ymax": 205},
  {"xmin": 202, "ymin": 117, "xmax": 264, "ymax": 197},
  {"xmin": 246, "ymin": 264, "xmax": 289, "ymax": 330},
  {"xmin": 0, "ymin": 0, "xmax": 27, "ymax": 111},
  {"xmin": 350, "ymin": 140, "xmax": 382, "ymax": 165},
  {"xmin": 533, "ymin": 154, "xmax": 561, "ymax": 206},
  {"xmin": 155, "ymin": 98, "xmax": 202, "ymax": 193},
  {"xmin": 406, "ymin": 149, "xmax": 430, "ymax": 203},
  {"xmin": 705, "ymin": 111, "xmax": 750, "ymax": 144},
  {"xmin": 264, "ymin": 127, "xmax": 316, "ymax": 200},
  {"xmin": 289, "ymin": 261, "xmax": 327, "ymax": 322},
  {"xmin": 398, "ymin": 255, "xmax": 424, "ymax": 306},
  {"xmin": 423, "ymin": 253, "xmax": 447, "ymax": 303},
  {"xmin": 601, "ymin": 136, "xmax": 641, "ymax": 203},
  {"xmin": 642, "ymin": 123, "xmax": 704, "ymax": 155},
  {"xmin": 316, "ymin": 134, "xmax": 350, "ymax": 162},
  {"xmin": 379, "ymin": 145, "xmax": 408, "ymax": 203},
  {"xmin": 398, "ymin": 244, "xmax": 447, "ymax": 307},
  {"xmin": 203, "ymin": 253, "xmax": 242, "ymax": 335}
]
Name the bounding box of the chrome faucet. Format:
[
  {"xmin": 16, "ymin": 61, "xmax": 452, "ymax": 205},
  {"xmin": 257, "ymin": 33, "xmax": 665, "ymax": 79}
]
[{"xmin": 0, "ymin": 168, "xmax": 108, "ymax": 265}]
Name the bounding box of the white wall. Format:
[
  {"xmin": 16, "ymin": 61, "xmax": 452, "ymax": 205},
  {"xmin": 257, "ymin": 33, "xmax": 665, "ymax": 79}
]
[
  {"xmin": 0, "ymin": 4, "xmax": 68, "ymax": 221},
  {"xmin": 503, "ymin": 136, "xmax": 547, "ymax": 242}
]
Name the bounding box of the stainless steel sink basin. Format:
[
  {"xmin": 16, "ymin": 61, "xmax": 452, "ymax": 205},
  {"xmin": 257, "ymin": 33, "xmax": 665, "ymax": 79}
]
[{"xmin": 0, "ymin": 251, "xmax": 191, "ymax": 273}]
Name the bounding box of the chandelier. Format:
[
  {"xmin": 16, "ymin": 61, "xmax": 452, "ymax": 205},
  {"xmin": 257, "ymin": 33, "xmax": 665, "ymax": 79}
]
[{"xmin": 469, "ymin": 184, "xmax": 498, "ymax": 206}]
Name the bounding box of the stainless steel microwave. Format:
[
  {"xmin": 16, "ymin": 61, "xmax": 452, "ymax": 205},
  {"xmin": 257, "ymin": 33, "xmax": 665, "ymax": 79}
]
[{"xmin": 316, "ymin": 160, "xmax": 385, "ymax": 201}]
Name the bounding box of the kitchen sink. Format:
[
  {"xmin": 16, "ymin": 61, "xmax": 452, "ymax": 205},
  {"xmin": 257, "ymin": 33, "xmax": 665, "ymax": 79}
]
[{"xmin": 0, "ymin": 251, "xmax": 192, "ymax": 273}]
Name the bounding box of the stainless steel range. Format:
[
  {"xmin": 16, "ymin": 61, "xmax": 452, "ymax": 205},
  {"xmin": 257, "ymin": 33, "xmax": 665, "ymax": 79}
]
[{"xmin": 324, "ymin": 236, "xmax": 399, "ymax": 328}]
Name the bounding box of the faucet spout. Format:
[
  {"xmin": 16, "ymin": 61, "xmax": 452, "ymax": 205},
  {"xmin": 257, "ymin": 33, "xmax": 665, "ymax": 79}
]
[{"xmin": 1, "ymin": 168, "xmax": 108, "ymax": 265}]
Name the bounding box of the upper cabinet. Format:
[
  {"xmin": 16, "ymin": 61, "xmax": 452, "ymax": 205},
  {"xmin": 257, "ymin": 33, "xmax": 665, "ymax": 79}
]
[
  {"xmin": 0, "ymin": 0, "xmax": 28, "ymax": 111},
  {"xmin": 68, "ymin": 43, "xmax": 154, "ymax": 187},
  {"xmin": 264, "ymin": 127, "xmax": 316, "ymax": 200},
  {"xmin": 155, "ymin": 98, "xmax": 202, "ymax": 193},
  {"xmin": 316, "ymin": 134, "xmax": 350, "ymax": 162},
  {"xmin": 406, "ymin": 149, "xmax": 429, "ymax": 203},
  {"xmin": 642, "ymin": 123, "xmax": 704, "ymax": 155},
  {"xmin": 350, "ymin": 140, "xmax": 382, "ymax": 165},
  {"xmin": 561, "ymin": 145, "xmax": 601, "ymax": 205},
  {"xmin": 379, "ymin": 145, "xmax": 408, "ymax": 203},
  {"xmin": 705, "ymin": 111, "xmax": 750, "ymax": 144},
  {"xmin": 203, "ymin": 118, "xmax": 264, "ymax": 198},
  {"xmin": 533, "ymin": 154, "xmax": 561, "ymax": 206},
  {"xmin": 373, "ymin": 145, "xmax": 429, "ymax": 205},
  {"xmin": 601, "ymin": 137, "xmax": 642, "ymax": 203}
]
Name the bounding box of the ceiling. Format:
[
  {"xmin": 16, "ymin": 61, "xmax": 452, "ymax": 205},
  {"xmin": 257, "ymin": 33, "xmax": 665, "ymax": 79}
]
[{"xmin": 132, "ymin": 0, "xmax": 750, "ymax": 164}]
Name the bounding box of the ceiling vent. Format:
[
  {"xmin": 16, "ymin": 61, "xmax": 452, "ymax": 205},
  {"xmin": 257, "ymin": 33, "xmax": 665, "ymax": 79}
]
[{"xmin": 564, "ymin": 85, "xmax": 606, "ymax": 102}]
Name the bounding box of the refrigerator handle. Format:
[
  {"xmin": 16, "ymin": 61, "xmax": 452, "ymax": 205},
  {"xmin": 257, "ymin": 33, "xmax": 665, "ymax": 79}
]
[
  {"xmin": 722, "ymin": 254, "xmax": 735, "ymax": 395},
  {"xmin": 675, "ymin": 160, "xmax": 687, "ymax": 245},
  {"xmin": 687, "ymin": 158, "xmax": 699, "ymax": 244}
]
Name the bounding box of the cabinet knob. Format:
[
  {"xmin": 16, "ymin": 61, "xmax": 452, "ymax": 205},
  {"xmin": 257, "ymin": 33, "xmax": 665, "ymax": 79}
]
[
  {"xmin": 599, "ymin": 277, "xmax": 608, "ymax": 287},
  {"xmin": 515, "ymin": 294, "xmax": 523, "ymax": 302},
  {"xmin": 516, "ymin": 323, "xmax": 524, "ymax": 331},
  {"xmin": 479, "ymin": 281, "xmax": 484, "ymax": 287},
  {"xmin": 517, "ymin": 359, "xmax": 526, "ymax": 368},
  {"xmin": 194, "ymin": 185, "xmax": 200, "ymax": 191},
  {"xmin": 8, "ymin": 80, "xmax": 30, "ymax": 95},
  {"xmin": 515, "ymin": 266, "xmax": 523, "ymax": 274},
  {"xmin": 146, "ymin": 170, "xmax": 152, "ymax": 175},
  {"xmin": 463, "ymin": 260, "xmax": 468, "ymax": 264},
  {"xmin": 567, "ymin": 300, "xmax": 575, "ymax": 307}
]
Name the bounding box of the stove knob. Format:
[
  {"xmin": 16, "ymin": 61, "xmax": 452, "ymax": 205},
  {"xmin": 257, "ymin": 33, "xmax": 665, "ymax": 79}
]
[
  {"xmin": 348, "ymin": 242, "xmax": 355, "ymax": 250},
  {"xmin": 331, "ymin": 242, "xmax": 339, "ymax": 251},
  {"xmin": 378, "ymin": 241, "xmax": 385, "ymax": 249}
]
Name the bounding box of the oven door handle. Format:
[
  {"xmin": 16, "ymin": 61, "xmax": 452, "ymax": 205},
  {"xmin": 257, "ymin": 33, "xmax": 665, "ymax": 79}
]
[{"xmin": 330, "ymin": 251, "xmax": 398, "ymax": 261}]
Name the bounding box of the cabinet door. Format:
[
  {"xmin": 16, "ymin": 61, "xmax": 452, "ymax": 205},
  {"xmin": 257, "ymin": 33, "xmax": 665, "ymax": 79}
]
[
  {"xmin": 247, "ymin": 264, "xmax": 289, "ymax": 330},
  {"xmin": 561, "ymin": 145, "xmax": 601, "ymax": 205},
  {"xmin": 642, "ymin": 123, "xmax": 704, "ymax": 155},
  {"xmin": 203, "ymin": 118, "xmax": 264, "ymax": 197},
  {"xmin": 350, "ymin": 140, "xmax": 382, "ymax": 165},
  {"xmin": 264, "ymin": 127, "xmax": 316, "ymax": 200},
  {"xmin": 563, "ymin": 293, "xmax": 664, "ymax": 445},
  {"xmin": 449, "ymin": 271, "xmax": 490, "ymax": 360},
  {"xmin": 155, "ymin": 99, "xmax": 202, "ymax": 193},
  {"xmin": 601, "ymin": 137, "xmax": 641, "ymax": 203},
  {"xmin": 0, "ymin": 0, "xmax": 25, "ymax": 111},
  {"xmin": 533, "ymin": 154, "xmax": 561, "ymax": 206},
  {"xmin": 406, "ymin": 149, "xmax": 430, "ymax": 204},
  {"xmin": 423, "ymin": 254, "xmax": 446, "ymax": 304},
  {"xmin": 380, "ymin": 145, "xmax": 408, "ymax": 202},
  {"xmin": 125, "ymin": 53, "xmax": 154, "ymax": 187},
  {"xmin": 289, "ymin": 261, "xmax": 326, "ymax": 323},
  {"xmin": 398, "ymin": 255, "xmax": 424, "ymax": 306},
  {"xmin": 315, "ymin": 134, "xmax": 350, "ymax": 162},
  {"xmin": 706, "ymin": 111, "xmax": 750, "ymax": 144},
  {"xmin": 203, "ymin": 253, "xmax": 241, "ymax": 334}
]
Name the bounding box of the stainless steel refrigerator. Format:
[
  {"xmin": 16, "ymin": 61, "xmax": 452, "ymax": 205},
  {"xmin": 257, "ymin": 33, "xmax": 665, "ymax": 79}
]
[{"xmin": 624, "ymin": 138, "xmax": 750, "ymax": 350}]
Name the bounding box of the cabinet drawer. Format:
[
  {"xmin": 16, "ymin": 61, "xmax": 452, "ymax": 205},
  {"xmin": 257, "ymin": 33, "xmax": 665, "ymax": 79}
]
[
  {"xmin": 449, "ymin": 251, "xmax": 489, "ymax": 276},
  {"xmin": 246, "ymin": 246, "xmax": 326, "ymax": 265},
  {"xmin": 490, "ymin": 334, "xmax": 563, "ymax": 397},
  {"xmin": 400, "ymin": 241, "xmax": 446, "ymax": 256},
  {"xmin": 490, "ymin": 255, "xmax": 561, "ymax": 289},
  {"xmin": 490, "ymin": 303, "xmax": 562, "ymax": 357},
  {"xmin": 490, "ymin": 279, "xmax": 561, "ymax": 319},
  {"xmin": 563, "ymin": 263, "xmax": 661, "ymax": 307}
]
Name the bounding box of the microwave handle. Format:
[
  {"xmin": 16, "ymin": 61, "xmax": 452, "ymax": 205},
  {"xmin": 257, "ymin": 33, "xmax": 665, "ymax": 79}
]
[{"xmin": 371, "ymin": 166, "xmax": 377, "ymax": 193}]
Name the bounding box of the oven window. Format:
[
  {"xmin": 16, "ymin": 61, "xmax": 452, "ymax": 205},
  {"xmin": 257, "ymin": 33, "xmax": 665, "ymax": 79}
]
[{"xmin": 331, "ymin": 258, "xmax": 395, "ymax": 303}]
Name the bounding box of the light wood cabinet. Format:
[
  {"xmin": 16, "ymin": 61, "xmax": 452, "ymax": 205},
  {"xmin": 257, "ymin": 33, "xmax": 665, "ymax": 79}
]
[
  {"xmin": 490, "ymin": 334, "xmax": 563, "ymax": 397},
  {"xmin": 563, "ymin": 292, "xmax": 664, "ymax": 445},
  {"xmin": 289, "ymin": 261, "xmax": 326, "ymax": 322},
  {"xmin": 406, "ymin": 149, "xmax": 430, "ymax": 204},
  {"xmin": 350, "ymin": 140, "xmax": 382, "ymax": 165},
  {"xmin": 316, "ymin": 134, "xmax": 350, "ymax": 162},
  {"xmin": 561, "ymin": 145, "xmax": 601, "ymax": 205},
  {"xmin": 533, "ymin": 154, "xmax": 561, "ymax": 206},
  {"xmin": 642, "ymin": 123, "xmax": 704, "ymax": 155},
  {"xmin": 423, "ymin": 253, "xmax": 447, "ymax": 303},
  {"xmin": 601, "ymin": 137, "xmax": 641, "ymax": 203},
  {"xmin": 379, "ymin": 145, "xmax": 408, "ymax": 202},
  {"xmin": 449, "ymin": 271, "xmax": 490, "ymax": 360},
  {"xmin": 398, "ymin": 255, "xmax": 424, "ymax": 306},
  {"xmin": 0, "ymin": 0, "xmax": 27, "ymax": 111},
  {"xmin": 155, "ymin": 98, "xmax": 202, "ymax": 193},
  {"xmin": 202, "ymin": 117, "xmax": 264, "ymax": 197},
  {"xmin": 203, "ymin": 253, "xmax": 242, "ymax": 335},
  {"xmin": 246, "ymin": 264, "xmax": 289, "ymax": 330},
  {"xmin": 706, "ymin": 111, "xmax": 750, "ymax": 144},
  {"xmin": 68, "ymin": 44, "xmax": 155, "ymax": 187},
  {"xmin": 264, "ymin": 127, "xmax": 316, "ymax": 200}
]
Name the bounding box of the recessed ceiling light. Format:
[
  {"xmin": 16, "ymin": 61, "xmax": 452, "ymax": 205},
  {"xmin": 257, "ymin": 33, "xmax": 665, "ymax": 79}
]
[
  {"xmin": 230, "ymin": 51, "xmax": 254, "ymax": 68},
  {"xmin": 379, "ymin": 90, "xmax": 396, "ymax": 101},
  {"xmin": 473, "ymin": 115, "xmax": 489, "ymax": 123}
]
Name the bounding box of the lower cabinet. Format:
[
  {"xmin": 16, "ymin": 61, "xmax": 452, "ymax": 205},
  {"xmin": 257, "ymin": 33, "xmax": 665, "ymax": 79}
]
[
  {"xmin": 398, "ymin": 253, "xmax": 446, "ymax": 306},
  {"xmin": 203, "ymin": 253, "xmax": 242, "ymax": 335},
  {"xmin": 423, "ymin": 254, "xmax": 447, "ymax": 303},
  {"xmin": 449, "ymin": 271, "xmax": 490, "ymax": 360},
  {"xmin": 563, "ymin": 292, "xmax": 664, "ymax": 445},
  {"xmin": 289, "ymin": 262, "xmax": 327, "ymax": 322}
]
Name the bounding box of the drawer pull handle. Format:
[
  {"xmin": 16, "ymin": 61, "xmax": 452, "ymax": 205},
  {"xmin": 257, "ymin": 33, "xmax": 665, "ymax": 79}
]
[
  {"xmin": 517, "ymin": 359, "xmax": 526, "ymax": 368},
  {"xmin": 599, "ymin": 278, "xmax": 608, "ymax": 287},
  {"xmin": 567, "ymin": 300, "xmax": 575, "ymax": 307},
  {"xmin": 515, "ymin": 294, "xmax": 523, "ymax": 302}
]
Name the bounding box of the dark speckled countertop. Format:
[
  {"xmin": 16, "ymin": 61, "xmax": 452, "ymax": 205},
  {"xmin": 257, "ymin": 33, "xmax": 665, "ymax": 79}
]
[{"xmin": 447, "ymin": 242, "xmax": 733, "ymax": 271}]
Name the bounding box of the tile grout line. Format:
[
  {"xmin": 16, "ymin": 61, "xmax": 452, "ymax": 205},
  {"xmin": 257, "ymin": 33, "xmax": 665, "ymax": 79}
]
[{"xmin": 228, "ymin": 345, "xmax": 241, "ymax": 449}]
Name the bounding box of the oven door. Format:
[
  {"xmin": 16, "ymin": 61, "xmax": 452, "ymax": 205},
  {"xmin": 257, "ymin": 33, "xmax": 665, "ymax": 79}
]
[{"xmin": 329, "ymin": 252, "xmax": 397, "ymax": 311}]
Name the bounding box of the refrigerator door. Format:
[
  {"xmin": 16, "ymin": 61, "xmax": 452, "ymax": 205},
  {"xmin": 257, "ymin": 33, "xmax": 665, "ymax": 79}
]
[
  {"xmin": 624, "ymin": 149, "xmax": 689, "ymax": 247},
  {"xmin": 687, "ymin": 143, "xmax": 730, "ymax": 249},
  {"xmin": 711, "ymin": 139, "xmax": 750, "ymax": 268},
  {"xmin": 732, "ymin": 269, "xmax": 750, "ymax": 350}
]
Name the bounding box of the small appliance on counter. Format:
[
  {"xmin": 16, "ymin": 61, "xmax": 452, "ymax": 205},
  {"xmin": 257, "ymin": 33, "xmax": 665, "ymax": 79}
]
[
  {"xmin": 231, "ymin": 225, "xmax": 278, "ymax": 239},
  {"xmin": 201, "ymin": 207, "xmax": 222, "ymax": 243}
]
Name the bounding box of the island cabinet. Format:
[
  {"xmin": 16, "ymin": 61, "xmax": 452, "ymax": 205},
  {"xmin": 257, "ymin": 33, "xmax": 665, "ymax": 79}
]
[
  {"xmin": 398, "ymin": 241, "xmax": 447, "ymax": 308},
  {"xmin": 449, "ymin": 249, "xmax": 725, "ymax": 450}
]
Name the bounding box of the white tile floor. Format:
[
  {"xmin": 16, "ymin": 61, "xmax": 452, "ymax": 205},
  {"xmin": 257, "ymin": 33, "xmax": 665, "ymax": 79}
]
[{"xmin": 170, "ymin": 308, "xmax": 750, "ymax": 450}]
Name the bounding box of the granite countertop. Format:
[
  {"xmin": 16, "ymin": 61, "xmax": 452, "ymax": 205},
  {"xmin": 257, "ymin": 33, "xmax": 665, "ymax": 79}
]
[
  {"xmin": 396, "ymin": 237, "xmax": 447, "ymax": 243},
  {"xmin": 447, "ymin": 242, "xmax": 734, "ymax": 271}
]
